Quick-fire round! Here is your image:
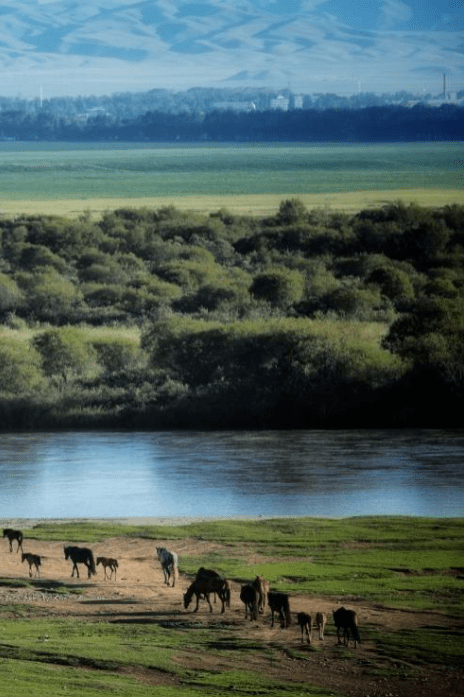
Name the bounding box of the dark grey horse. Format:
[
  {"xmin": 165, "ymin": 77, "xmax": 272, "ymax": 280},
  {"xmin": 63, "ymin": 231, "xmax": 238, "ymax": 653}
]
[{"xmin": 156, "ymin": 547, "xmax": 178, "ymax": 587}]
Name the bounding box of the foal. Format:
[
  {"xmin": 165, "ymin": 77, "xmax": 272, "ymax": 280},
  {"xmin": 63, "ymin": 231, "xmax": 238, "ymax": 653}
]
[
  {"xmin": 297, "ymin": 612, "xmax": 312, "ymax": 644},
  {"xmin": 21, "ymin": 552, "xmax": 41, "ymax": 578},
  {"xmin": 97, "ymin": 556, "xmax": 119, "ymax": 580}
]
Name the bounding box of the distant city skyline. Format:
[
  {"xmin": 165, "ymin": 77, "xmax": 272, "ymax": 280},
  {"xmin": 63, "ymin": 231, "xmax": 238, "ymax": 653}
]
[{"xmin": 0, "ymin": 1, "xmax": 462, "ymax": 98}]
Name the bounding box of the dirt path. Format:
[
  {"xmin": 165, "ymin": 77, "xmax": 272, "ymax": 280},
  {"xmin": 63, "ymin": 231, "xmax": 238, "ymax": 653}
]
[{"xmin": 1, "ymin": 534, "xmax": 463, "ymax": 697}]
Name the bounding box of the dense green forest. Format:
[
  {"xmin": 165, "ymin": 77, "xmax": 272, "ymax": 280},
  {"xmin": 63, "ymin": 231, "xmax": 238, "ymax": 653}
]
[{"xmin": 0, "ymin": 199, "xmax": 463, "ymax": 430}]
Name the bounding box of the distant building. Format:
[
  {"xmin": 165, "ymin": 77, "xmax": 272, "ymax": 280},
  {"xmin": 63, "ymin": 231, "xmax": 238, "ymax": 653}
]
[
  {"xmin": 270, "ymin": 95, "xmax": 289, "ymax": 111},
  {"xmin": 293, "ymin": 94, "xmax": 304, "ymax": 109},
  {"xmin": 212, "ymin": 101, "xmax": 256, "ymax": 112},
  {"xmin": 76, "ymin": 106, "xmax": 110, "ymax": 122}
]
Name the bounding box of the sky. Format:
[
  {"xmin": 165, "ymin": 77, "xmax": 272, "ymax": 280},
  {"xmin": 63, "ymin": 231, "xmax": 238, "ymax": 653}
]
[{"xmin": 0, "ymin": 0, "xmax": 462, "ymax": 98}]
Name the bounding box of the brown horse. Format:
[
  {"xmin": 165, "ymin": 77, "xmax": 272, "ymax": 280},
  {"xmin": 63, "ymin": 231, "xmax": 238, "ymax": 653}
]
[
  {"xmin": 316, "ymin": 611, "xmax": 327, "ymax": 640},
  {"xmin": 333, "ymin": 607, "xmax": 360, "ymax": 648},
  {"xmin": 184, "ymin": 576, "xmax": 230, "ymax": 613},
  {"xmin": 22, "ymin": 552, "xmax": 41, "ymax": 578},
  {"xmin": 97, "ymin": 556, "xmax": 119, "ymax": 580},
  {"xmin": 252, "ymin": 575, "xmax": 269, "ymax": 614},
  {"xmin": 195, "ymin": 567, "xmax": 222, "ymax": 603}
]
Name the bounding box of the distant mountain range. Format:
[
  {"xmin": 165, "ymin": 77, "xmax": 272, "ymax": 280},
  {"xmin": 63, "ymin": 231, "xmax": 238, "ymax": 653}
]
[{"xmin": 0, "ymin": 1, "xmax": 463, "ymax": 98}]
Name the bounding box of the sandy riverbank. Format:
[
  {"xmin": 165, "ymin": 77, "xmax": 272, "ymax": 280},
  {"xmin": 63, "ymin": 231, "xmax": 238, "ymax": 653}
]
[{"xmin": 0, "ymin": 515, "xmax": 295, "ymax": 530}]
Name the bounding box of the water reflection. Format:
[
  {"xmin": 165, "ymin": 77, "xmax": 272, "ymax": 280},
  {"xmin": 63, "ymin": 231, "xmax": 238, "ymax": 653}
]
[{"xmin": 0, "ymin": 430, "xmax": 462, "ymax": 518}]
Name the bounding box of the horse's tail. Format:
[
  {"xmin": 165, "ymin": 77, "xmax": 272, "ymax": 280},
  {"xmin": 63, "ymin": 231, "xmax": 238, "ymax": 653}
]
[
  {"xmin": 172, "ymin": 553, "xmax": 178, "ymax": 587},
  {"xmin": 284, "ymin": 598, "xmax": 292, "ymax": 627},
  {"xmin": 88, "ymin": 550, "xmax": 97, "ymax": 575},
  {"xmin": 223, "ymin": 580, "xmax": 231, "ymax": 609},
  {"xmin": 251, "ymin": 596, "xmax": 258, "ymax": 620},
  {"xmin": 352, "ymin": 618, "xmax": 361, "ymax": 645}
]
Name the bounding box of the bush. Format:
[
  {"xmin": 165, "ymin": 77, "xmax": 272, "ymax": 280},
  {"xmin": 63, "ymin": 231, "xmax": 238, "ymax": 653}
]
[
  {"xmin": 250, "ymin": 267, "xmax": 305, "ymax": 307},
  {"xmin": 0, "ymin": 273, "xmax": 23, "ymax": 316},
  {"xmin": 0, "ymin": 338, "xmax": 44, "ymax": 393},
  {"xmin": 32, "ymin": 327, "xmax": 98, "ymax": 384}
]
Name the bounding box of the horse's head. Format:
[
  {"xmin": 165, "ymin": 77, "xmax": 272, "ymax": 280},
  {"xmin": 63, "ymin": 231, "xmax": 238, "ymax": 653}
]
[
  {"xmin": 183, "ymin": 586, "xmax": 194, "ymax": 609},
  {"xmin": 21, "ymin": 553, "xmax": 26, "ymax": 562},
  {"xmin": 64, "ymin": 546, "xmax": 69, "ymax": 559},
  {"xmin": 96, "ymin": 557, "xmax": 102, "ymax": 566}
]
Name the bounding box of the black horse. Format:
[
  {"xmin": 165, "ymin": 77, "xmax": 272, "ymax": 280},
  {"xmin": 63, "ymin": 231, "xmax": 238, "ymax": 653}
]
[
  {"xmin": 267, "ymin": 591, "xmax": 292, "ymax": 628},
  {"xmin": 3, "ymin": 528, "xmax": 23, "ymax": 553},
  {"xmin": 64, "ymin": 545, "xmax": 96, "ymax": 579},
  {"xmin": 333, "ymin": 607, "xmax": 360, "ymax": 648},
  {"xmin": 240, "ymin": 584, "xmax": 259, "ymax": 621}
]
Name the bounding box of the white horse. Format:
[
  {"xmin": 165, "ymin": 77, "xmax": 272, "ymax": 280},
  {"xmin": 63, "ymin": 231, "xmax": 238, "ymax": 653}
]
[{"xmin": 156, "ymin": 547, "xmax": 178, "ymax": 587}]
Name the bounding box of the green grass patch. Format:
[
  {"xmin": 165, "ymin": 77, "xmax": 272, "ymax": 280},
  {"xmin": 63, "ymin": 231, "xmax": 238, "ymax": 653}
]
[
  {"xmin": 375, "ymin": 627, "xmax": 464, "ymax": 668},
  {"xmin": 0, "ymin": 142, "xmax": 461, "ymax": 201},
  {"xmin": 0, "ymin": 617, "xmax": 334, "ymax": 697}
]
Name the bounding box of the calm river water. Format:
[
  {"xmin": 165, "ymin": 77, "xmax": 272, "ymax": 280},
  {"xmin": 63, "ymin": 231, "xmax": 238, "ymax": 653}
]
[{"xmin": 0, "ymin": 430, "xmax": 463, "ymax": 519}]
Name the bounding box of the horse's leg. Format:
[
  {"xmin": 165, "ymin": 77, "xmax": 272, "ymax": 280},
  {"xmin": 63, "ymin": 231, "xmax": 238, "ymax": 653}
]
[
  {"xmin": 193, "ymin": 593, "xmax": 200, "ymax": 612},
  {"xmin": 270, "ymin": 608, "xmax": 275, "ymax": 627}
]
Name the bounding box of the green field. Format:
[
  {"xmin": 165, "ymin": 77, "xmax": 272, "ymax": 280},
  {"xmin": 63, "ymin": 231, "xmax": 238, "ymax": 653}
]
[{"xmin": 0, "ymin": 141, "xmax": 462, "ymax": 217}]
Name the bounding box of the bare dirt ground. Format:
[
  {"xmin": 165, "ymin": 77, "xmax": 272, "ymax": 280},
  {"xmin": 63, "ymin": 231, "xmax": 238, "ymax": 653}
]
[{"xmin": 1, "ymin": 533, "xmax": 463, "ymax": 697}]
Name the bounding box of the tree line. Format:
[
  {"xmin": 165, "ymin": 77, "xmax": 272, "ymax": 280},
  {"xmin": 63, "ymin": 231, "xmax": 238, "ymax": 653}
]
[
  {"xmin": 0, "ymin": 104, "xmax": 462, "ymax": 142},
  {"xmin": 0, "ymin": 199, "xmax": 463, "ymax": 430}
]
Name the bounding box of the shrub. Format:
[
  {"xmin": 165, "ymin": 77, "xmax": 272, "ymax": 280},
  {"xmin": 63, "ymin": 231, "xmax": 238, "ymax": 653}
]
[
  {"xmin": 32, "ymin": 327, "xmax": 98, "ymax": 384},
  {"xmin": 250, "ymin": 267, "xmax": 305, "ymax": 306},
  {"xmin": 0, "ymin": 273, "xmax": 24, "ymax": 316},
  {"xmin": 0, "ymin": 338, "xmax": 44, "ymax": 393}
]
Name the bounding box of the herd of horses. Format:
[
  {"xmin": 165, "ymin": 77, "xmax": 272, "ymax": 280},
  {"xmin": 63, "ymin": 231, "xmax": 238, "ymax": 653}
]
[
  {"xmin": 3, "ymin": 530, "xmax": 360, "ymax": 648},
  {"xmin": 157, "ymin": 544, "xmax": 360, "ymax": 647}
]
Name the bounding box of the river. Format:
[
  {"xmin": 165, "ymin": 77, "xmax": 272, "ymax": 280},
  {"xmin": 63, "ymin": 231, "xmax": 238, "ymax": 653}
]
[{"xmin": 0, "ymin": 430, "xmax": 463, "ymax": 519}]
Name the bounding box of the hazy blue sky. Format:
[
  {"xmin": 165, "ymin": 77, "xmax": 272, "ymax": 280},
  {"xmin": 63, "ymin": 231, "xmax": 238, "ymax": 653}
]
[{"xmin": 0, "ymin": 0, "xmax": 462, "ymax": 97}]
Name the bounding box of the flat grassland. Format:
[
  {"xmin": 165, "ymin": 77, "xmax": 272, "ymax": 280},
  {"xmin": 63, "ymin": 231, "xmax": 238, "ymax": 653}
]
[
  {"xmin": 0, "ymin": 141, "xmax": 462, "ymax": 217},
  {"xmin": 0, "ymin": 517, "xmax": 462, "ymax": 697}
]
